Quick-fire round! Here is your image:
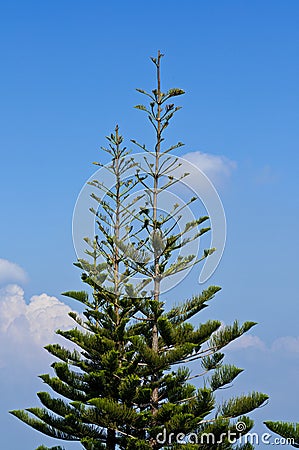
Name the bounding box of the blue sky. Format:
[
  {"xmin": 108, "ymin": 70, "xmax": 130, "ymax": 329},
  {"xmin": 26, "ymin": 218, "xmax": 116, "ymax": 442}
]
[{"xmin": 0, "ymin": 1, "xmax": 299, "ymax": 448}]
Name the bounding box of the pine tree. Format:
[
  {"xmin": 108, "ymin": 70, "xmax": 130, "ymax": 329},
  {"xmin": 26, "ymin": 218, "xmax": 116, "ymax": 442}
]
[
  {"xmin": 10, "ymin": 126, "xmax": 146, "ymax": 450},
  {"xmin": 11, "ymin": 52, "xmax": 268, "ymax": 450}
]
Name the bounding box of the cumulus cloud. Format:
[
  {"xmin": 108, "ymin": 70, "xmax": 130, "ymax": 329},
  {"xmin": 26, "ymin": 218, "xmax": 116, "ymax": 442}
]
[
  {"xmin": 0, "ymin": 284, "xmax": 74, "ymax": 345},
  {"xmin": 0, "ymin": 284, "xmax": 76, "ymax": 368},
  {"xmin": 0, "ymin": 259, "xmax": 27, "ymax": 285},
  {"xmin": 178, "ymin": 151, "xmax": 236, "ymax": 189}
]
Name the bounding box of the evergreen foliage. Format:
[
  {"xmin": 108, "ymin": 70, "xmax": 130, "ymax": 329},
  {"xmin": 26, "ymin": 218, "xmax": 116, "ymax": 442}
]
[
  {"xmin": 264, "ymin": 421, "xmax": 299, "ymax": 447},
  {"xmin": 11, "ymin": 52, "xmax": 268, "ymax": 450}
]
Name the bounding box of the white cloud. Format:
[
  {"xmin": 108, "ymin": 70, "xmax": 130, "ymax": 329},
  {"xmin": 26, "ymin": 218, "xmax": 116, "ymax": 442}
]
[
  {"xmin": 25, "ymin": 292, "xmax": 75, "ymax": 344},
  {"xmin": 226, "ymin": 333, "xmax": 299, "ymax": 355},
  {"xmin": 226, "ymin": 334, "xmax": 266, "ymax": 351},
  {"xmin": 0, "ymin": 259, "xmax": 27, "ymax": 285},
  {"xmin": 0, "ymin": 284, "xmax": 76, "ymax": 367},
  {"xmin": 0, "ymin": 284, "xmax": 26, "ymax": 334},
  {"xmin": 271, "ymin": 336, "xmax": 299, "ymax": 354},
  {"xmin": 0, "ymin": 284, "xmax": 74, "ymax": 345},
  {"xmin": 178, "ymin": 151, "xmax": 236, "ymax": 188}
]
